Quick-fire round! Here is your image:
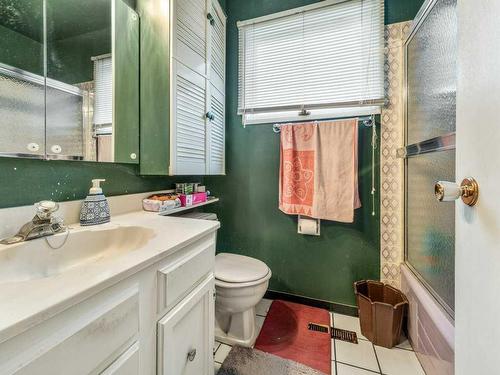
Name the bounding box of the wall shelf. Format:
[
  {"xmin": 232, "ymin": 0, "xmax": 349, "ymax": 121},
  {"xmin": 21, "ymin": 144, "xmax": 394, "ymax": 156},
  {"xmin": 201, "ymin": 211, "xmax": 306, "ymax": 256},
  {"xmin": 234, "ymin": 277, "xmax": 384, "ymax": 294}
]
[{"xmin": 157, "ymin": 197, "xmax": 219, "ymax": 216}]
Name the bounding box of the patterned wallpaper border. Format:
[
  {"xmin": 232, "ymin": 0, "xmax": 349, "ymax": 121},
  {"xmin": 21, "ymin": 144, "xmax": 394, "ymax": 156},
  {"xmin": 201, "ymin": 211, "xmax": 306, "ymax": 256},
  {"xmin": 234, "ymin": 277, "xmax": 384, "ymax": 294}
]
[{"xmin": 380, "ymin": 21, "xmax": 412, "ymax": 287}]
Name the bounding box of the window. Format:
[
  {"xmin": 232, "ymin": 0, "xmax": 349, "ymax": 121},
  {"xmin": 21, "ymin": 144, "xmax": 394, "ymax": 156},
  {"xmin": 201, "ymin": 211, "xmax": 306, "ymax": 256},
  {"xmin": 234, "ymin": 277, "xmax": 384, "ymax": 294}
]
[
  {"xmin": 238, "ymin": 0, "xmax": 384, "ymax": 125},
  {"xmin": 93, "ymin": 54, "xmax": 113, "ymax": 131}
]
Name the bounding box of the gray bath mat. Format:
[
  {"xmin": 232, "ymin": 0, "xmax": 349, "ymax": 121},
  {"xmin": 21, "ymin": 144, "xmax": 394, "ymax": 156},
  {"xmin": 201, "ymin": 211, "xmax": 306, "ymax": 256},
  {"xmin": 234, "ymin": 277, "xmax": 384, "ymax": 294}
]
[{"xmin": 218, "ymin": 345, "xmax": 327, "ymax": 375}]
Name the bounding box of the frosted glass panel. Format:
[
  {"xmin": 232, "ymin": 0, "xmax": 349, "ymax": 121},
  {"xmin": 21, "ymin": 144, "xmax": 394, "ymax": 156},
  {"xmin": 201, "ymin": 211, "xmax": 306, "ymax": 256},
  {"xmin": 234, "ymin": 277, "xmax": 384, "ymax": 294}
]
[
  {"xmin": 46, "ymin": 86, "xmax": 85, "ymax": 158},
  {"xmin": 406, "ymin": 0, "xmax": 457, "ymax": 145},
  {"xmin": 0, "ymin": 73, "xmax": 45, "ymax": 155},
  {"xmin": 405, "ymin": 0, "xmax": 457, "ymax": 314},
  {"xmin": 407, "ymin": 150, "xmax": 455, "ymax": 311}
]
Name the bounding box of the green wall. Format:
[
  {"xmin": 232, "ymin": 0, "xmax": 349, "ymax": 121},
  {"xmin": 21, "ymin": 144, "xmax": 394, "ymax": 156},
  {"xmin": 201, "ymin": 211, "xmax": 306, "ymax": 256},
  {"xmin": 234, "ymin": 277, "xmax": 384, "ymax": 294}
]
[
  {"xmin": 0, "ymin": 158, "xmax": 201, "ymax": 209},
  {"xmin": 386, "ymin": 0, "xmax": 425, "ymax": 24},
  {"xmin": 0, "ymin": 24, "xmax": 43, "ymax": 75},
  {"xmin": 46, "ymin": 0, "xmax": 113, "ymax": 84},
  {"xmin": 204, "ymin": 0, "xmax": 424, "ymax": 307},
  {"xmin": 0, "ymin": 0, "xmax": 117, "ymax": 83},
  {"xmin": 48, "ymin": 28, "xmax": 111, "ymax": 84}
]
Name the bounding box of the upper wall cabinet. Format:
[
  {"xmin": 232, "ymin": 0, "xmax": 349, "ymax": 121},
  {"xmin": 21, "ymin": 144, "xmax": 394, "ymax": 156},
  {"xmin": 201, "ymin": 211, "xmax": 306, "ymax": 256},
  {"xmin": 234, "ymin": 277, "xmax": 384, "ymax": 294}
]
[
  {"xmin": 139, "ymin": 0, "xmax": 226, "ymax": 176},
  {"xmin": 0, "ymin": 0, "xmax": 139, "ymax": 163}
]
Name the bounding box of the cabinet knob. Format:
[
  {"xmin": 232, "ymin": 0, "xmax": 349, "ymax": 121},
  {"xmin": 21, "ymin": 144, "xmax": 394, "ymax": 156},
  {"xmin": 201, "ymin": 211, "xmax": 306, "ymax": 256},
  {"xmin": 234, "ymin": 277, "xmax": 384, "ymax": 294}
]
[
  {"xmin": 187, "ymin": 348, "xmax": 197, "ymax": 362},
  {"xmin": 207, "ymin": 13, "xmax": 215, "ymax": 26},
  {"xmin": 27, "ymin": 143, "xmax": 40, "ymax": 152},
  {"xmin": 206, "ymin": 111, "xmax": 215, "ymax": 121}
]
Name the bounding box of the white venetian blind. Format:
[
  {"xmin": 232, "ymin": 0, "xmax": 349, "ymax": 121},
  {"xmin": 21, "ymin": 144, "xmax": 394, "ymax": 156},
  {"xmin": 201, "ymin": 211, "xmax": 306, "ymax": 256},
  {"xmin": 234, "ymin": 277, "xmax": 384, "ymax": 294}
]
[
  {"xmin": 93, "ymin": 55, "xmax": 113, "ymax": 126},
  {"xmin": 238, "ymin": 0, "xmax": 384, "ymax": 124}
]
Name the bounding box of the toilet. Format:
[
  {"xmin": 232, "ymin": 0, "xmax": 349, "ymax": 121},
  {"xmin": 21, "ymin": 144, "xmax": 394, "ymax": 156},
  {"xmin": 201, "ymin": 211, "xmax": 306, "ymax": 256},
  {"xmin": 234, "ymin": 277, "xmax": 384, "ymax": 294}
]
[{"xmin": 214, "ymin": 253, "xmax": 272, "ymax": 347}]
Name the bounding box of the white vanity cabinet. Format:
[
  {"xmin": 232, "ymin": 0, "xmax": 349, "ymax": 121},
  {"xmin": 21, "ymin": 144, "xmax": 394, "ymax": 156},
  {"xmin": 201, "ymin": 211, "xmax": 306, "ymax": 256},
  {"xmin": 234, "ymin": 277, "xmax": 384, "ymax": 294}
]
[
  {"xmin": 169, "ymin": 0, "xmax": 226, "ymax": 176},
  {"xmin": 0, "ymin": 232, "xmax": 217, "ymax": 375}
]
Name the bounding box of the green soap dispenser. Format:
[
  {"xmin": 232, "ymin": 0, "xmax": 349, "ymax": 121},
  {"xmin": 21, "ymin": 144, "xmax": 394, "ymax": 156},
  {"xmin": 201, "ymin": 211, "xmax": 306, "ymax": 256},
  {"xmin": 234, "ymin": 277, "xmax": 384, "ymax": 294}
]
[{"xmin": 80, "ymin": 179, "xmax": 110, "ymax": 226}]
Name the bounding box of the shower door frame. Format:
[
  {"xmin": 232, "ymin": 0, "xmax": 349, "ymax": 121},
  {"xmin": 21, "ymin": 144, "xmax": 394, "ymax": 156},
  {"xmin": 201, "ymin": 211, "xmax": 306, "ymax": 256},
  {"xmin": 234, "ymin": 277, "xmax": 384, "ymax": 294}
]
[{"xmin": 402, "ymin": 0, "xmax": 455, "ymax": 320}]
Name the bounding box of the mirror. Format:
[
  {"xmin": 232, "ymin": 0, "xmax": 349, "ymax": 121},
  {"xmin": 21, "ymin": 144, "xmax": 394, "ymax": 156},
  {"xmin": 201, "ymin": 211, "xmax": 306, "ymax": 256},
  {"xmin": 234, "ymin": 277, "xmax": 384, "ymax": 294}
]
[
  {"xmin": 0, "ymin": 0, "xmax": 139, "ymax": 163},
  {"xmin": 0, "ymin": 0, "xmax": 45, "ymax": 157}
]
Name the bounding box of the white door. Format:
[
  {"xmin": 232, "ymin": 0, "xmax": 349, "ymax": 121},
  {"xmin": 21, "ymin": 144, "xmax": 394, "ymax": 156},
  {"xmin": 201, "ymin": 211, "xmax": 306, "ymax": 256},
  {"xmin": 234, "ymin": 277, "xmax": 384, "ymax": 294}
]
[
  {"xmin": 157, "ymin": 275, "xmax": 215, "ymax": 375},
  {"xmin": 455, "ymin": 1, "xmax": 500, "ymax": 374}
]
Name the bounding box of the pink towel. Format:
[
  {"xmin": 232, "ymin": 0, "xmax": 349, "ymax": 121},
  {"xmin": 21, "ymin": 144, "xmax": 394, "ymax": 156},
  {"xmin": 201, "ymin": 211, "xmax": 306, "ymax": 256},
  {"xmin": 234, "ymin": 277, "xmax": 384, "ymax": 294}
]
[{"xmin": 279, "ymin": 119, "xmax": 361, "ymax": 223}]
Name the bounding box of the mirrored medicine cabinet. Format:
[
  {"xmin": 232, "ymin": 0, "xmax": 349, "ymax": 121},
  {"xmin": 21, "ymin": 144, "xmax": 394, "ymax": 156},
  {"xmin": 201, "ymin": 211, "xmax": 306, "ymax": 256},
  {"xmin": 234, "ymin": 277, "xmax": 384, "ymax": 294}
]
[{"xmin": 0, "ymin": 0, "xmax": 139, "ymax": 163}]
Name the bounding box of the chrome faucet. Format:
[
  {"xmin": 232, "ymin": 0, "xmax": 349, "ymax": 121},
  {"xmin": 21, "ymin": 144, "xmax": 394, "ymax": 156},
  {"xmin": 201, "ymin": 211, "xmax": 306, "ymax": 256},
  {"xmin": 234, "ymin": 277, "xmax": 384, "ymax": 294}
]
[{"xmin": 0, "ymin": 201, "xmax": 66, "ymax": 245}]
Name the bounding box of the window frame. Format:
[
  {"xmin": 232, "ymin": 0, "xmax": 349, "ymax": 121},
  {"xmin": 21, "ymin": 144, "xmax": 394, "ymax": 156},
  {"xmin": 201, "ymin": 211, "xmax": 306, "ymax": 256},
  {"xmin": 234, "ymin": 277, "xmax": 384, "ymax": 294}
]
[{"xmin": 237, "ymin": 0, "xmax": 385, "ymax": 125}]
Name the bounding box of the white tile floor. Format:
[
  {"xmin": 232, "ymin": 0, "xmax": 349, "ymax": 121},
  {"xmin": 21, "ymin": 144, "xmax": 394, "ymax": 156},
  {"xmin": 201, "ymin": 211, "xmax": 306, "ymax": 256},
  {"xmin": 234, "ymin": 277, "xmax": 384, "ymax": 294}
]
[
  {"xmin": 214, "ymin": 299, "xmax": 426, "ymax": 375},
  {"xmin": 332, "ymin": 313, "xmax": 425, "ymax": 375}
]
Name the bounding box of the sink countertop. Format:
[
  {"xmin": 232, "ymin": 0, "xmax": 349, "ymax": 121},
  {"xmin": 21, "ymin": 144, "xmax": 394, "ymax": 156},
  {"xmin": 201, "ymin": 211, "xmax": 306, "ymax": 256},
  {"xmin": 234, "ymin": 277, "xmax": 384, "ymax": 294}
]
[{"xmin": 0, "ymin": 210, "xmax": 219, "ymax": 344}]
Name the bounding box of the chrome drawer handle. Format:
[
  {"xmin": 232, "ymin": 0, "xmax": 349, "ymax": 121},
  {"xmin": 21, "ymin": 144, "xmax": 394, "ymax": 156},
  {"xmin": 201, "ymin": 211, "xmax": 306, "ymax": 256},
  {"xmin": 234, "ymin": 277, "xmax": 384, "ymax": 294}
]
[{"xmin": 187, "ymin": 348, "xmax": 197, "ymax": 362}]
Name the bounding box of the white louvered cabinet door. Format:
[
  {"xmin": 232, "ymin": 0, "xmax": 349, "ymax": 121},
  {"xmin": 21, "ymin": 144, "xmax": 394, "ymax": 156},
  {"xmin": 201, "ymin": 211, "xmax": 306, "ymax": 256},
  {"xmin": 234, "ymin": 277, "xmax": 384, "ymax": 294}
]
[
  {"xmin": 208, "ymin": 0, "xmax": 226, "ymax": 93},
  {"xmin": 171, "ymin": 60, "xmax": 207, "ymax": 175},
  {"xmin": 169, "ymin": 0, "xmax": 225, "ymax": 176},
  {"xmin": 207, "ymin": 84, "xmax": 225, "ymax": 175},
  {"xmin": 172, "ymin": 0, "xmax": 208, "ymax": 77},
  {"xmin": 206, "ymin": 0, "xmax": 226, "ymax": 175}
]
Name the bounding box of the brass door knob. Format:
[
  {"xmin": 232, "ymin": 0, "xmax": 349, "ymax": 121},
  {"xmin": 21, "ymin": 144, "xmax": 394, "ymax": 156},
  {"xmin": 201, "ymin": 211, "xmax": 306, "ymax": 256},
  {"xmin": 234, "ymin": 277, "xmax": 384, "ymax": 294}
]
[{"xmin": 434, "ymin": 177, "xmax": 479, "ymax": 206}]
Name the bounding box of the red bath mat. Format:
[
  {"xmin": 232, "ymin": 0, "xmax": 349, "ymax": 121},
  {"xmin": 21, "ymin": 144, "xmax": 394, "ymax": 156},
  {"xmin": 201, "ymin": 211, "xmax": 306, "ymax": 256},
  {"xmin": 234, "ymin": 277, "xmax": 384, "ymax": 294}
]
[{"xmin": 254, "ymin": 300, "xmax": 331, "ymax": 374}]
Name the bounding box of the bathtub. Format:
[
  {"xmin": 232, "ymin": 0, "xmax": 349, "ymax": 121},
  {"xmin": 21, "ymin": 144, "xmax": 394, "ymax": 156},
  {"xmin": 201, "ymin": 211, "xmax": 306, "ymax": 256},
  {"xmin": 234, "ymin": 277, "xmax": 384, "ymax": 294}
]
[{"xmin": 400, "ymin": 264, "xmax": 454, "ymax": 375}]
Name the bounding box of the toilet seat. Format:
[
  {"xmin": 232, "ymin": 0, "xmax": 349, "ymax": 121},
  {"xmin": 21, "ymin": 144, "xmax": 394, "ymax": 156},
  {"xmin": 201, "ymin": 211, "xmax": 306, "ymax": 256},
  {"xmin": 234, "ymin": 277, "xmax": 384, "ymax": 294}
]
[
  {"xmin": 215, "ymin": 269, "xmax": 272, "ymax": 288},
  {"xmin": 215, "ymin": 253, "xmax": 270, "ymax": 283}
]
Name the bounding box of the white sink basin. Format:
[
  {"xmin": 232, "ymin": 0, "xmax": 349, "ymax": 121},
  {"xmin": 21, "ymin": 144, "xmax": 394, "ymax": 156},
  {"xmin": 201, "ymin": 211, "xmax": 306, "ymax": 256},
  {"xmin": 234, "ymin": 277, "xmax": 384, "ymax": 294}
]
[{"xmin": 0, "ymin": 225, "xmax": 156, "ymax": 284}]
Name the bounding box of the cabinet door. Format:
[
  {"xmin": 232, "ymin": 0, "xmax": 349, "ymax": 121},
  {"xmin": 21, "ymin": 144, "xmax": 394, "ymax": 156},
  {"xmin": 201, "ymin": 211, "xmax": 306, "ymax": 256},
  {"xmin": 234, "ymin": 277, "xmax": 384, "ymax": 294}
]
[
  {"xmin": 207, "ymin": 84, "xmax": 225, "ymax": 175},
  {"xmin": 171, "ymin": 60, "xmax": 207, "ymax": 175},
  {"xmin": 208, "ymin": 0, "xmax": 226, "ymax": 94},
  {"xmin": 170, "ymin": 0, "xmax": 225, "ymax": 176},
  {"xmin": 157, "ymin": 275, "xmax": 215, "ymax": 375},
  {"xmin": 172, "ymin": 0, "xmax": 208, "ymax": 76},
  {"xmin": 113, "ymin": 0, "xmax": 140, "ymax": 164},
  {"xmin": 206, "ymin": 0, "xmax": 226, "ymax": 175}
]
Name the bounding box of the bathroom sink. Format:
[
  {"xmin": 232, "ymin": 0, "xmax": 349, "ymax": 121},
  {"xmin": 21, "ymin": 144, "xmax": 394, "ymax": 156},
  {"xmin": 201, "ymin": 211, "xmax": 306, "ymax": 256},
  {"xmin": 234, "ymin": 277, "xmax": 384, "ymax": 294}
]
[{"xmin": 0, "ymin": 225, "xmax": 156, "ymax": 284}]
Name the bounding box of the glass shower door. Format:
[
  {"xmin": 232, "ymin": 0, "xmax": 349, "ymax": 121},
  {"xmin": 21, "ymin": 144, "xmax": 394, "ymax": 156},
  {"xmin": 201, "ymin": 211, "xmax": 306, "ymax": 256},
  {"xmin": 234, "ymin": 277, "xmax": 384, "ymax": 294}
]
[{"xmin": 404, "ymin": 0, "xmax": 457, "ymax": 316}]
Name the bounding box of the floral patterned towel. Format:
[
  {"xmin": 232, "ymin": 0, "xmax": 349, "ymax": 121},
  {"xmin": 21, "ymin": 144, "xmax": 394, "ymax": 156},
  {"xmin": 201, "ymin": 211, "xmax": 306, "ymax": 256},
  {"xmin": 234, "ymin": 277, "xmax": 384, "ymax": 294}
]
[{"xmin": 279, "ymin": 119, "xmax": 361, "ymax": 222}]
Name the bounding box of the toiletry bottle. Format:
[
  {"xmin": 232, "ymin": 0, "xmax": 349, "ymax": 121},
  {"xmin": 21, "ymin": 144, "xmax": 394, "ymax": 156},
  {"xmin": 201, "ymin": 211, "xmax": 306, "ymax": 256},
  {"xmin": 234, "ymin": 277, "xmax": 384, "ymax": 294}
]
[{"xmin": 80, "ymin": 179, "xmax": 111, "ymax": 226}]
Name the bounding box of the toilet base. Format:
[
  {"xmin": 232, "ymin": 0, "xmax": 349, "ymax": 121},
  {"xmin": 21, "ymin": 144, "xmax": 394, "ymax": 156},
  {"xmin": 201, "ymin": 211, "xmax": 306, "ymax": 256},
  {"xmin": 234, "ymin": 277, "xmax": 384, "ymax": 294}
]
[{"xmin": 215, "ymin": 307, "xmax": 259, "ymax": 347}]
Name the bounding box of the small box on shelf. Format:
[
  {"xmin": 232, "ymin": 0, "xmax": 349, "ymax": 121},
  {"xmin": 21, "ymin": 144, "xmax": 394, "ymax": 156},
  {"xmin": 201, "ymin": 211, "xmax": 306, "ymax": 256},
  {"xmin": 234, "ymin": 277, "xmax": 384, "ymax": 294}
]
[{"xmin": 179, "ymin": 192, "xmax": 208, "ymax": 207}]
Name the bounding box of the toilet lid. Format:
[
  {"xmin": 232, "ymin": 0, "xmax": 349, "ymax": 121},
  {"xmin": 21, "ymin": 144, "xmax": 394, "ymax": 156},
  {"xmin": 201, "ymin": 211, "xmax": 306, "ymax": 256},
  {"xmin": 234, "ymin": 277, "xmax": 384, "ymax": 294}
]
[{"xmin": 215, "ymin": 253, "xmax": 269, "ymax": 283}]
